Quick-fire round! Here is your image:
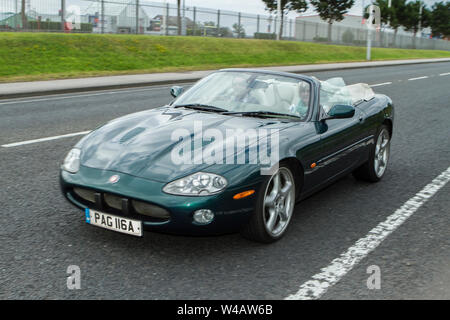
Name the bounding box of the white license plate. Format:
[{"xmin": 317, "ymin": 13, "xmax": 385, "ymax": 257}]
[{"xmin": 85, "ymin": 208, "xmax": 143, "ymax": 237}]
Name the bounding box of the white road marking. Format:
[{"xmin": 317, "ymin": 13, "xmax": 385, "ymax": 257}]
[
  {"xmin": 369, "ymin": 82, "xmax": 392, "ymax": 87},
  {"xmin": 0, "ymin": 90, "xmax": 147, "ymax": 106},
  {"xmin": 1, "ymin": 131, "xmax": 91, "ymax": 148},
  {"xmin": 285, "ymin": 166, "xmax": 450, "ymax": 300},
  {"xmin": 0, "ymin": 82, "xmax": 193, "ymax": 106},
  {"xmin": 408, "ymin": 76, "xmax": 429, "ymax": 81},
  {"xmin": 439, "ymin": 72, "xmax": 450, "ymax": 76}
]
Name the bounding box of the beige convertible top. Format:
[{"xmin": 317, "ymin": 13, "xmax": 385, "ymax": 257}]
[
  {"xmin": 318, "ymin": 77, "xmax": 375, "ymax": 113},
  {"xmin": 345, "ymin": 83, "xmax": 376, "ymax": 105}
]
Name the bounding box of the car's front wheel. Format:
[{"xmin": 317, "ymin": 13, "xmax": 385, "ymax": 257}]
[
  {"xmin": 353, "ymin": 125, "xmax": 391, "ymax": 182},
  {"xmin": 241, "ymin": 165, "xmax": 296, "ymax": 243}
]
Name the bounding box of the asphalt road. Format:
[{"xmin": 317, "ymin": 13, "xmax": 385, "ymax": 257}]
[{"xmin": 0, "ymin": 62, "xmax": 449, "ymax": 299}]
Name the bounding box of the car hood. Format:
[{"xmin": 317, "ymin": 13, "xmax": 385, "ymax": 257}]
[{"xmin": 77, "ymin": 106, "xmax": 296, "ymax": 182}]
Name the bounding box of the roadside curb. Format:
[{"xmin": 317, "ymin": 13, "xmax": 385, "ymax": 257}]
[{"xmin": 1, "ymin": 58, "xmax": 449, "ymax": 99}]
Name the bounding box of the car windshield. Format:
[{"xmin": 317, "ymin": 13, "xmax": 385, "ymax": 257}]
[{"xmin": 173, "ymin": 71, "xmax": 311, "ymax": 119}]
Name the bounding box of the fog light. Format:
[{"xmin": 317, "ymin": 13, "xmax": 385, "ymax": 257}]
[{"xmin": 193, "ymin": 209, "xmax": 214, "ymax": 224}]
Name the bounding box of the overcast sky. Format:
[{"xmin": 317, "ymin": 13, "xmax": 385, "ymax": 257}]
[
  {"xmin": 156, "ymin": 0, "xmax": 445, "ymax": 18},
  {"xmin": 2, "ymin": 0, "xmax": 443, "ymax": 20}
]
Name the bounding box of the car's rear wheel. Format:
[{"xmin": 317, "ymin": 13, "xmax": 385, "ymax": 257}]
[
  {"xmin": 241, "ymin": 165, "xmax": 296, "ymax": 243},
  {"xmin": 353, "ymin": 125, "xmax": 391, "ymax": 182}
]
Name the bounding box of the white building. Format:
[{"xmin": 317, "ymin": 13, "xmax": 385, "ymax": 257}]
[{"xmin": 94, "ymin": 2, "xmax": 150, "ymax": 34}]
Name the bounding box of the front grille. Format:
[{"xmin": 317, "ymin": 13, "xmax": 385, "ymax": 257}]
[
  {"xmin": 104, "ymin": 193, "xmax": 122, "ymax": 210},
  {"xmin": 70, "ymin": 187, "xmax": 170, "ymax": 223},
  {"xmin": 132, "ymin": 200, "xmax": 170, "ymax": 219},
  {"xmin": 73, "ymin": 187, "xmax": 95, "ymax": 204}
]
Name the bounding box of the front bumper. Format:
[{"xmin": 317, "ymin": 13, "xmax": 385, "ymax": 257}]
[{"xmin": 60, "ymin": 166, "xmax": 262, "ymax": 235}]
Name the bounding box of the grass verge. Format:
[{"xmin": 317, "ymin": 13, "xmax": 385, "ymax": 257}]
[{"xmin": 0, "ymin": 32, "xmax": 449, "ymax": 82}]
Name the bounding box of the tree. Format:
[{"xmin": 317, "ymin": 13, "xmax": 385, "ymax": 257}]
[
  {"xmin": 232, "ymin": 23, "xmax": 246, "ymax": 38},
  {"xmin": 430, "ymin": 1, "xmax": 450, "ymax": 38},
  {"xmin": 261, "ymin": 0, "xmax": 308, "ymax": 40},
  {"xmin": 341, "ymin": 29, "xmax": 354, "ymax": 43},
  {"xmin": 310, "ymin": 0, "xmax": 355, "ymax": 42},
  {"xmin": 218, "ymin": 27, "xmax": 233, "ymax": 38},
  {"xmin": 402, "ymin": 0, "xmax": 430, "ymax": 47}
]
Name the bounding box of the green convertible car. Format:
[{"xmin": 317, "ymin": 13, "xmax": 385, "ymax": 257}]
[{"xmin": 60, "ymin": 69, "xmax": 394, "ymax": 243}]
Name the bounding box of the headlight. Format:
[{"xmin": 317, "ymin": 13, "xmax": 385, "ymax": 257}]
[
  {"xmin": 163, "ymin": 172, "xmax": 227, "ymax": 196},
  {"xmin": 62, "ymin": 148, "xmax": 81, "ymax": 173}
]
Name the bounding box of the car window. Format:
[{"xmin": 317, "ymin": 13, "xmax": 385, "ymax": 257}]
[{"xmin": 173, "ymin": 71, "xmax": 311, "ymax": 119}]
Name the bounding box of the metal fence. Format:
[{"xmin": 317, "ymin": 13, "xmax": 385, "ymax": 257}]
[{"xmin": 1, "ymin": 0, "xmax": 449, "ymax": 50}]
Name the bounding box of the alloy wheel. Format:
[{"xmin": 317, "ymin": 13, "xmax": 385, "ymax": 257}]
[
  {"xmin": 374, "ymin": 128, "xmax": 390, "ymax": 178},
  {"xmin": 263, "ymin": 167, "xmax": 295, "ymax": 237}
]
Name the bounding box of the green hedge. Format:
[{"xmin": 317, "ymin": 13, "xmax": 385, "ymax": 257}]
[
  {"xmin": 352, "ymin": 39, "xmax": 366, "ymax": 46},
  {"xmin": 254, "ymin": 32, "xmax": 276, "ymax": 40},
  {"xmin": 27, "ymin": 21, "xmax": 93, "ymax": 32},
  {"xmin": 313, "ymin": 36, "xmax": 329, "ymax": 42}
]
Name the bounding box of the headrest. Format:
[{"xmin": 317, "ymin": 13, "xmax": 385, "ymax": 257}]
[{"xmin": 276, "ymin": 83, "xmax": 297, "ymax": 101}]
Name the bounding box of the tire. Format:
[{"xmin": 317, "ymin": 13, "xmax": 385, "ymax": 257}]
[
  {"xmin": 240, "ymin": 164, "xmax": 296, "ymax": 243},
  {"xmin": 353, "ymin": 125, "xmax": 391, "ymax": 182}
]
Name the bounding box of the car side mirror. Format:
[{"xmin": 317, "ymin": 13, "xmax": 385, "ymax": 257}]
[
  {"xmin": 326, "ymin": 104, "xmax": 355, "ymax": 119},
  {"xmin": 170, "ymin": 86, "xmax": 184, "ymax": 98}
]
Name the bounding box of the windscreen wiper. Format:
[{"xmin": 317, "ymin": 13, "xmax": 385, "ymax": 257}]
[
  {"xmin": 174, "ymin": 104, "xmax": 228, "ymax": 113},
  {"xmin": 223, "ymin": 110, "xmax": 301, "ymax": 119}
]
